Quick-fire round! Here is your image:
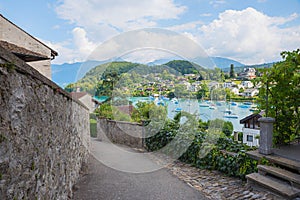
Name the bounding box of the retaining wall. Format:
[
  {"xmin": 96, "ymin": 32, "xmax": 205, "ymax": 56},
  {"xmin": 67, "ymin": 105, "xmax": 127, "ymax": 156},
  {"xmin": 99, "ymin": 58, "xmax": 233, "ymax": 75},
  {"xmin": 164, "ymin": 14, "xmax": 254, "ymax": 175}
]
[
  {"xmin": 97, "ymin": 118, "xmax": 145, "ymax": 149},
  {"xmin": 0, "ymin": 46, "xmax": 90, "ymax": 199}
]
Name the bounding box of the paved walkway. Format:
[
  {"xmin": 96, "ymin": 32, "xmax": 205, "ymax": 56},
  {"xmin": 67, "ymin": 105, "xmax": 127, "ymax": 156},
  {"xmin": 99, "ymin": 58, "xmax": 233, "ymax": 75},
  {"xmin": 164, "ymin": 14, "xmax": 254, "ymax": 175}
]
[{"xmin": 72, "ymin": 139, "xmax": 208, "ymax": 200}]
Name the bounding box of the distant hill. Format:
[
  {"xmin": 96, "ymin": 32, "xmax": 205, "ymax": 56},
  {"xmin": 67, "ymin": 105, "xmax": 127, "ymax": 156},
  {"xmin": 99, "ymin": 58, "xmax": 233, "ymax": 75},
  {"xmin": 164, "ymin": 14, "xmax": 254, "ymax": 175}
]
[
  {"xmin": 51, "ymin": 57, "xmax": 245, "ymax": 88},
  {"xmin": 52, "ymin": 60, "xmax": 109, "ymax": 88},
  {"xmin": 52, "ymin": 62, "xmax": 81, "ymax": 88},
  {"xmin": 65, "ymin": 61, "xmax": 142, "ymax": 94},
  {"xmin": 211, "ymin": 57, "xmax": 244, "ymax": 69},
  {"xmin": 163, "ymin": 60, "xmax": 203, "ymax": 74},
  {"xmin": 222, "ymin": 62, "xmax": 275, "ymax": 73}
]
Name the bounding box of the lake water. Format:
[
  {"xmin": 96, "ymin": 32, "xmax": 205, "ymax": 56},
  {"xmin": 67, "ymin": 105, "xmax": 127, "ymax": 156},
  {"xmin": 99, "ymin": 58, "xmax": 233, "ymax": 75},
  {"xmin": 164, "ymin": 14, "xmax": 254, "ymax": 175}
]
[{"xmin": 128, "ymin": 97, "xmax": 255, "ymax": 132}]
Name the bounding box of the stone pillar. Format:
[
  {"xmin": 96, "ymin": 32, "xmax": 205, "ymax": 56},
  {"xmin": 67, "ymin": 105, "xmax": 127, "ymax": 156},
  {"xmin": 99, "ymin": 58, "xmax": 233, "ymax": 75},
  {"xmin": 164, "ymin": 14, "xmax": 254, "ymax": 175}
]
[
  {"xmin": 258, "ymin": 117, "xmax": 275, "ymax": 155},
  {"xmin": 233, "ymin": 131, "xmax": 239, "ymax": 142}
]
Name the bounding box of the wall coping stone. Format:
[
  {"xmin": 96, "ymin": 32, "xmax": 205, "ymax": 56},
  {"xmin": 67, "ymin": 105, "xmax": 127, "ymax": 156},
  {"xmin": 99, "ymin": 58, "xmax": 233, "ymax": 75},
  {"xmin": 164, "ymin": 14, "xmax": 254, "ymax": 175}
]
[{"xmin": 0, "ymin": 45, "xmax": 88, "ymax": 110}]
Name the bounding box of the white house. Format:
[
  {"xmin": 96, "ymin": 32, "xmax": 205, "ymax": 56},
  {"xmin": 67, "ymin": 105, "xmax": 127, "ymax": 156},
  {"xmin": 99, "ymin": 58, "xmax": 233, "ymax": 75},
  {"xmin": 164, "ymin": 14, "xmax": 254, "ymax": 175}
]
[
  {"xmin": 241, "ymin": 81, "xmax": 254, "ymax": 88},
  {"xmin": 179, "ymin": 81, "xmax": 191, "ymax": 90},
  {"xmin": 242, "ymin": 88, "xmax": 259, "ymax": 97},
  {"xmin": 238, "ymin": 68, "xmax": 256, "ymax": 80},
  {"xmin": 208, "ymin": 81, "xmax": 220, "ymax": 90},
  {"xmin": 189, "ymin": 82, "xmax": 200, "ymax": 92},
  {"xmin": 240, "ymin": 113, "xmax": 262, "ymax": 147},
  {"xmin": 229, "ymin": 87, "xmax": 239, "ymax": 95},
  {"xmin": 223, "ymin": 81, "xmax": 233, "ymax": 88}
]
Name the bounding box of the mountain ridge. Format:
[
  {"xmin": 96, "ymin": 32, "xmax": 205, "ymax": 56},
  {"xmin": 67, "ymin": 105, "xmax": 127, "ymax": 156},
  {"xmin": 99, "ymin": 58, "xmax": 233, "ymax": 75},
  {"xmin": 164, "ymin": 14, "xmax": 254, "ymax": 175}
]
[{"xmin": 52, "ymin": 56, "xmax": 245, "ymax": 87}]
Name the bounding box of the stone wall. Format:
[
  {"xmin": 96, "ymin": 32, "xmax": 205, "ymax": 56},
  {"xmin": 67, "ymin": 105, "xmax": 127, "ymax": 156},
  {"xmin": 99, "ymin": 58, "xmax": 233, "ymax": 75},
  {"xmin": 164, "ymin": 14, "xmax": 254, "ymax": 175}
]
[
  {"xmin": 0, "ymin": 46, "xmax": 90, "ymax": 199},
  {"xmin": 97, "ymin": 118, "xmax": 145, "ymax": 149}
]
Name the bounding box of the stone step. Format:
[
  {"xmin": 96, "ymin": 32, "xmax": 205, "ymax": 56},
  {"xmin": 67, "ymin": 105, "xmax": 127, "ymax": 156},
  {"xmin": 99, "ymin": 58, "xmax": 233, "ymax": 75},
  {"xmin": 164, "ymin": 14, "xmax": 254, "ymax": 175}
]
[
  {"xmin": 258, "ymin": 165, "xmax": 300, "ymax": 188},
  {"xmin": 246, "ymin": 150, "xmax": 300, "ymax": 173},
  {"xmin": 246, "ymin": 173, "xmax": 300, "ymax": 199}
]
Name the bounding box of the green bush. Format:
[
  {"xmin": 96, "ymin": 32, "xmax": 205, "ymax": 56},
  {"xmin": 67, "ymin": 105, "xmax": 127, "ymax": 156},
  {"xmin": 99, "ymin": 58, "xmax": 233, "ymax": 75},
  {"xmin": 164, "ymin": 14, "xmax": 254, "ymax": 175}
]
[
  {"xmin": 146, "ymin": 115, "xmax": 258, "ymax": 179},
  {"xmin": 179, "ymin": 137, "xmax": 257, "ymax": 179},
  {"xmin": 90, "ymin": 118, "xmax": 97, "ymax": 138}
]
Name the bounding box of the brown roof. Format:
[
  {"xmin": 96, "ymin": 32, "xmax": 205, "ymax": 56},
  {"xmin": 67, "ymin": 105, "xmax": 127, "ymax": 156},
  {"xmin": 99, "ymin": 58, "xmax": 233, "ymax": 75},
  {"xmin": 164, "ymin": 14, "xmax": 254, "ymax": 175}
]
[
  {"xmin": 70, "ymin": 92, "xmax": 89, "ymax": 99},
  {"xmin": 240, "ymin": 113, "xmax": 262, "ymax": 124},
  {"xmin": 0, "ymin": 14, "xmax": 58, "ymax": 57},
  {"xmin": 0, "ymin": 41, "xmax": 50, "ymax": 62},
  {"xmin": 116, "ymin": 105, "xmax": 135, "ymax": 115}
]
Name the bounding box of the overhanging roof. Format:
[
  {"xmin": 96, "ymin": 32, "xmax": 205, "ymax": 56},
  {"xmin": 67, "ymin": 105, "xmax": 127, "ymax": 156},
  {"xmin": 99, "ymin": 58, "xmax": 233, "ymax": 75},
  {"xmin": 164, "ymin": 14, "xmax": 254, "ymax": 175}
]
[
  {"xmin": 0, "ymin": 14, "xmax": 58, "ymax": 58},
  {"xmin": 0, "ymin": 41, "xmax": 49, "ymax": 62},
  {"xmin": 240, "ymin": 113, "xmax": 262, "ymax": 124}
]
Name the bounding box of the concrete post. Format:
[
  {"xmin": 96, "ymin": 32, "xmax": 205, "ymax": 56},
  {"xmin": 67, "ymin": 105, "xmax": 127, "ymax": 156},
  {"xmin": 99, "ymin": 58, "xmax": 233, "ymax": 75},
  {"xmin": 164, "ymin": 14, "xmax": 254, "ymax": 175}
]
[{"xmin": 258, "ymin": 117, "xmax": 275, "ymax": 155}]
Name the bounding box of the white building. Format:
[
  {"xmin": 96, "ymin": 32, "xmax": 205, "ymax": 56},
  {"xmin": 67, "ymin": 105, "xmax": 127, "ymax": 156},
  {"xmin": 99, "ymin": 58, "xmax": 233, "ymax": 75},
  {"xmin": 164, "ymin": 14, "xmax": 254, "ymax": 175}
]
[
  {"xmin": 208, "ymin": 81, "xmax": 220, "ymax": 90},
  {"xmin": 223, "ymin": 81, "xmax": 233, "ymax": 88},
  {"xmin": 240, "ymin": 114, "xmax": 262, "ymax": 147},
  {"xmin": 242, "ymin": 88, "xmax": 259, "ymax": 97},
  {"xmin": 229, "ymin": 87, "xmax": 239, "ymax": 95},
  {"xmin": 0, "ymin": 14, "xmax": 57, "ymax": 79},
  {"xmin": 189, "ymin": 83, "xmax": 199, "ymax": 92},
  {"xmin": 241, "ymin": 81, "xmax": 254, "ymax": 88},
  {"xmin": 238, "ymin": 68, "xmax": 256, "ymax": 80},
  {"xmin": 71, "ymin": 92, "xmax": 95, "ymax": 113}
]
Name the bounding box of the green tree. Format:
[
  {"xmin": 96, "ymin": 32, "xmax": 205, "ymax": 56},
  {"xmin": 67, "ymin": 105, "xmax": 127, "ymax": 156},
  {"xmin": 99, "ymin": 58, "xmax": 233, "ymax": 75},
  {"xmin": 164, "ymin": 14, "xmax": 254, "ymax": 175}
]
[
  {"xmin": 230, "ymin": 64, "xmax": 235, "ymax": 78},
  {"xmin": 131, "ymin": 102, "xmax": 167, "ymax": 123},
  {"xmin": 220, "ymin": 70, "xmax": 225, "ymax": 82},
  {"xmin": 255, "ymin": 49, "xmax": 300, "ymax": 145},
  {"xmin": 174, "ymin": 84, "xmax": 189, "ymax": 97},
  {"xmin": 64, "ymin": 83, "xmax": 75, "ymax": 92},
  {"xmin": 196, "ymin": 83, "xmax": 209, "ymax": 99},
  {"xmin": 208, "ymin": 119, "xmax": 233, "ymax": 137}
]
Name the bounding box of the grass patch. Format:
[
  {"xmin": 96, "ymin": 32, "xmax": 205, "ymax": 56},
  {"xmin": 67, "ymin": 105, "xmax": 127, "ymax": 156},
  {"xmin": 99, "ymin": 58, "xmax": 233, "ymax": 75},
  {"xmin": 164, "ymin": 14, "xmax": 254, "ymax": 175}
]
[{"xmin": 90, "ymin": 118, "xmax": 97, "ymax": 138}]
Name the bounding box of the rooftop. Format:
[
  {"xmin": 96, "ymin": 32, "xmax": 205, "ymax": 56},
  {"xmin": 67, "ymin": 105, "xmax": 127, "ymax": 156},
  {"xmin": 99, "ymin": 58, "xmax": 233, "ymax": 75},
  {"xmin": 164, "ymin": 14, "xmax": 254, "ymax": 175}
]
[{"xmin": 0, "ymin": 41, "xmax": 49, "ymax": 62}]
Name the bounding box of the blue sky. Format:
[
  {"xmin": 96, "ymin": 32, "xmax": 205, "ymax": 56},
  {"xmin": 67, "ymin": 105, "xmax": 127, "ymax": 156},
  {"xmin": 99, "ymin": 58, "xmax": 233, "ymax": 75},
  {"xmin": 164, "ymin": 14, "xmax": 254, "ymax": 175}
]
[{"xmin": 1, "ymin": 0, "xmax": 300, "ymax": 65}]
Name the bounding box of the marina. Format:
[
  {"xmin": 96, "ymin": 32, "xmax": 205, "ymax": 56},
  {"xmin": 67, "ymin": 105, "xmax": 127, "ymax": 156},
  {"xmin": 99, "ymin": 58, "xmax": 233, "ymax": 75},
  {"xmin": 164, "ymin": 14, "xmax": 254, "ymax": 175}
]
[{"xmin": 128, "ymin": 97, "xmax": 255, "ymax": 132}]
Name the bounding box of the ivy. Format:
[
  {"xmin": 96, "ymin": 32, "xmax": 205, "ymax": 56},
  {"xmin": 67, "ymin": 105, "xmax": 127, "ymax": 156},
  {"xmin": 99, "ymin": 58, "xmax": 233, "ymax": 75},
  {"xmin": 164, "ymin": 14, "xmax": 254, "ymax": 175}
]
[{"xmin": 146, "ymin": 117, "xmax": 258, "ymax": 180}]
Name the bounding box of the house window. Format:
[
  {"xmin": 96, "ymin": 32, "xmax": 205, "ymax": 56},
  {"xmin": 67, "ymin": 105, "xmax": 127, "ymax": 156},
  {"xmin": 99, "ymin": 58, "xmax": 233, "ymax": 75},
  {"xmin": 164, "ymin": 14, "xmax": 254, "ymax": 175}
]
[{"xmin": 247, "ymin": 135, "xmax": 253, "ymax": 142}]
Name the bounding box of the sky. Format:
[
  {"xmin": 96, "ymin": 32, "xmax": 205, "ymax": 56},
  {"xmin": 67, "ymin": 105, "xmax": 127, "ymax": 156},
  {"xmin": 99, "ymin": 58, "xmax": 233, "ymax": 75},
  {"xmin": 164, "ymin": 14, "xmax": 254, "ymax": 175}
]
[{"xmin": 1, "ymin": 0, "xmax": 300, "ymax": 65}]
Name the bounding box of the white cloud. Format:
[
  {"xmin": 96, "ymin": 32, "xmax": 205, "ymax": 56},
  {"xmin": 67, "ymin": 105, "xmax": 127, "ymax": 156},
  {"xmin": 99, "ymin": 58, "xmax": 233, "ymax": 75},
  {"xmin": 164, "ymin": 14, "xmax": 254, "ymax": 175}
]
[
  {"xmin": 56, "ymin": 0, "xmax": 186, "ymax": 33},
  {"xmin": 209, "ymin": 0, "xmax": 226, "ymax": 8},
  {"xmin": 52, "ymin": 2, "xmax": 300, "ymax": 65},
  {"xmin": 42, "ymin": 27, "xmax": 98, "ymax": 64},
  {"xmin": 72, "ymin": 27, "xmax": 97, "ymax": 56},
  {"xmin": 200, "ymin": 13, "xmax": 212, "ymax": 17},
  {"xmin": 168, "ymin": 20, "xmax": 203, "ymax": 32},
  {"xmin": 44, "ymin": 40, "xmax": 79, "ymax": 64},
  {"xmin": 88, "ymin": 29, "xmax": 214, "ymax": 68},
  {"xmin": 53, "ymin": 0, "xmax": 187, "ymax": 64},
  {"xmin": 52, "ymin": 25, "xmax": 60, "ymax": 30},
  {"xmin": 197, "ymin": 7, "xmax": 300, "ymax": 64}
]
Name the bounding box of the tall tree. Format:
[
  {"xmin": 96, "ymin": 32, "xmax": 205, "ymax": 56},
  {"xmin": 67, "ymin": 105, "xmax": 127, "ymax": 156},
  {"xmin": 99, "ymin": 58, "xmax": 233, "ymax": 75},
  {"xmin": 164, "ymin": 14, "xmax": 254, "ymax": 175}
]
[
  {"xmin": 255, "ymin": 49, "xmax": 300, "ymax": 145},
  {"xmin": 196, "ymin": 83, "xmax": 209, "ymax": 99},
  {"xmin": 230, "ymin": 64, "xmax": 235, "ymax": 78}
]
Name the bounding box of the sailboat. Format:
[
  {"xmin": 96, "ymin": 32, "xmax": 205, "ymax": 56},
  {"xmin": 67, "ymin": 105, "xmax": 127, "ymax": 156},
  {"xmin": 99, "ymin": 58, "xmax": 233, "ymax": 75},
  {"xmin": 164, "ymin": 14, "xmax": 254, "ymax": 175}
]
[
  {"xmin": 199, "ymin": 102, "xmax": 209, "ymax": 107},
  {"xmin": 174, "ymin": 107, "xmax": 182, "ymax": 112},
  {"xmin": 209, "ymin": 103, "xmax": 217, "ymax": 110},
  {"xmin": 223, "ymin": 112, "xmax": 238, "ymax": 118},
  {"xmin": 223, "ymin": 97, "xmax": 238, "ymax": 118}
]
